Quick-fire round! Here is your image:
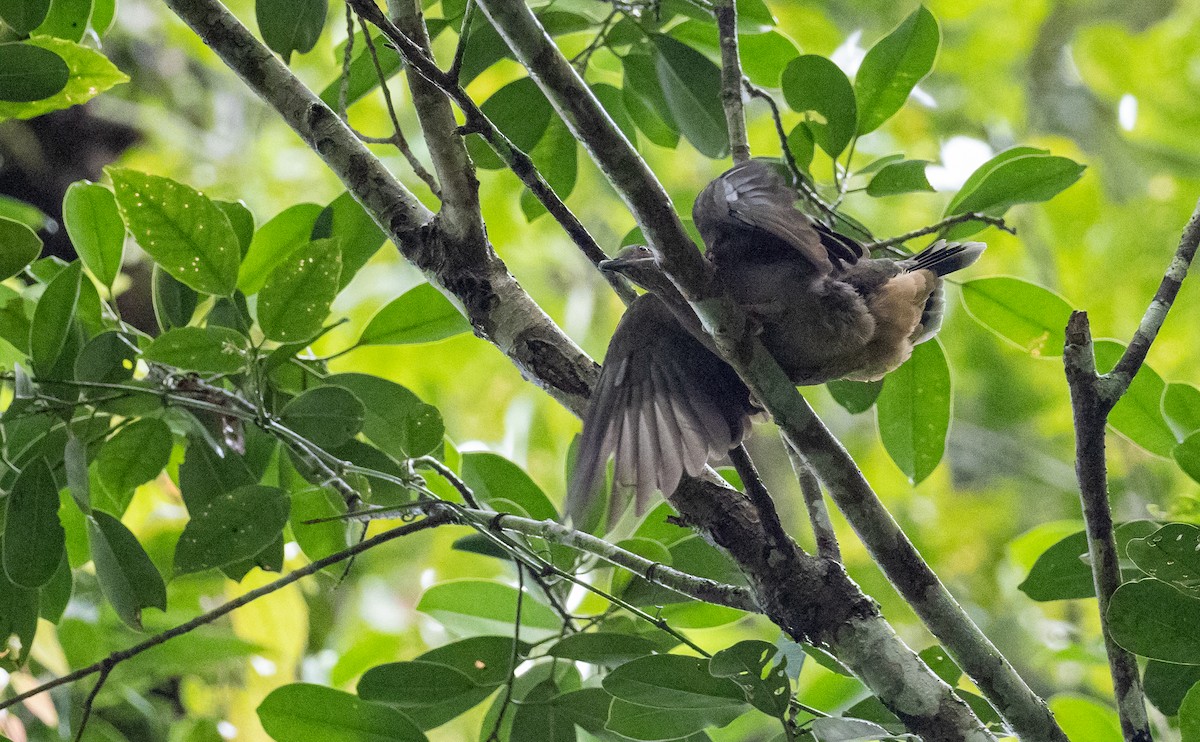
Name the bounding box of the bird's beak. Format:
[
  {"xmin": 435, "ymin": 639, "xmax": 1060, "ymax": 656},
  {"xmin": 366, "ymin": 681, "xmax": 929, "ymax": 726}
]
[{"xmin": 599, "ymin": 247, "xmax": 656, "ymax": 275}]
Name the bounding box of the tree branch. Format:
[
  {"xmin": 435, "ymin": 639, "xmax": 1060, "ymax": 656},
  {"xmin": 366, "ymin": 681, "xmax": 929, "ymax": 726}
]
[
  {"xmin": 784, "ymin": 438, "xmax": 841, "ymax": 562},
  {"xmin": 0, "ymin": 514, "xmax": 451, "ymax": 717},
  {"xmin": 864, "ymin": 212, "xmax": 1016, "ymax": 251},
  {"xmin": 714, "ymin": 0, "xmax": 749, "ymax": 164},
  {"xmin": 471, "ymin": 2, "xmax": 1060, "ymax": 739}
]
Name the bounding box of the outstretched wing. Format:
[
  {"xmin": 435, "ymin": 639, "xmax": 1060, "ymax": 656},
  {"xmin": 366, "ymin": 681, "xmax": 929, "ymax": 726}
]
[
  {"xmin": 567, "ymin": 294, "xmax": 756, "ymax": 528},
  {"xmin": 693, "ymin": 160, "xmax": 865, "ymax": 274}
]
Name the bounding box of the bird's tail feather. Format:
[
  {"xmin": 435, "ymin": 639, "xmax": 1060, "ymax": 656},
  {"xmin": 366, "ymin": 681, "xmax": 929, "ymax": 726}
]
[{"xmin": 901, "ymin": 239, "xmax": 986, "ymax": 276}]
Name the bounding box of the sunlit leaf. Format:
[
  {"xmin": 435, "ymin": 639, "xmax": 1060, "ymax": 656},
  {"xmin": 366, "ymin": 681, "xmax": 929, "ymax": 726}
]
[
  {"xmin": 360, "ymin": 283, "xmax": 470, "ymax": 346},
  {"xmin": 0, "ymin": 42, "xmax": 68, "ymax": 102},
  {"xmin": 1095, "ymin": 341, "xmax": 1177, "ymax": 457},
  {"xmin": 317, "ymin": 191, "xmax": 386, "ymax": 289},
  {"xmin": 826, "ymin": 379, "xmax": 882, "ymax": 414},
  {"xmin": 32, "ymin": 0, "xmax": 93, "ymax": 41},
  {"xmin": 875, "ymin": 339, "xmax": 950, "ymax": 483},
  {"xmin": 256, "ymin": 237, "xmax": 342, "ymax": 342},
  {"xmin": 854, "ymin": 6, "xmax": 939, "ymax": 134},
  {"xmin": 417, "ymin": 580, "xmax": 562, "ymax": 642},
  {"xmin": 258, "ymin": 683, "xmax": 428, "ymax": 742},
  {"xmin": 740, "ymin": 30, "xmax": 798, "ymax": 87},
  {"xmin": 960, "ymin": 277, "xmax": 1073, "ymax": 357},
  {"xmin": 63, "ymin": 181, "xmax": 124, "ymax": 287},
  {"xmin": 782, "ymin": 55, "xmax": 857, "ymax": 157},
  {"xmin": 256, "ymin": 0, "xmax": 326, "ymax": 63},
  {"xmin": 1164, "ymin": 382, "xmax": 1200, "ymax": 439},
  {"xmin": 238, "ymin": 202, "xmax": 323, "ymax": 295}
]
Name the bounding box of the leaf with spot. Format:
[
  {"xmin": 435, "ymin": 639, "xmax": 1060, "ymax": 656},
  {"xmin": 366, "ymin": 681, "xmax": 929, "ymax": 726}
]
[
  {"xmin": 1109, "ymin": 578, "xmax": 1200, "ymax": 663},
  {"xmin": 238, "ymin": 202, "xmax": 323, "ymax": 295},
  {"xmin": 143, "ymin": 326, "xmax": 251, "ymax": 375},
  {"xmin": 89, "ymin": 509, "xmax": 166, "ymax": 630},
  {"xmin": 710, "ymin": 640, "xmax": 791, "ymax": 717},
  {"xmin": 256, "ymin": 237, "xmax": 342, "ymax": 342},
  {"xmin": 109, "ymin": 168, "xmax": 240, "ymax": 296},
  {"xmin": 1126, "ymin": 523, "xmax": 1200, "ymax": 596},
  {"xmin": 960, "ymin": 277, "xmax": 1074, "ymax": 358},
  {"xmin": 174, "ymin": 485, "xmax": 290, "ymax": 574},
  {"xmin": 875, "ymin": 339, "xmax": 950, "ymax": 483}
]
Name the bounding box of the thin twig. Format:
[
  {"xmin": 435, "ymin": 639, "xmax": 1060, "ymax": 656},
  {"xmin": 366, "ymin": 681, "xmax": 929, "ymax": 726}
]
[
  {"xmin": 783, "ymin": 438, "xmax": 841, "ymax": 562},
  {"xmin": 486, "ymin": 564, "xmax": 525, "ymax": 741},
  {"xmin": 414, "ymin": 455, "xmax": 482, "ymax": 508},
  {"xmin": 865, "ymin": 212, "xmax": 1015, "ymax": 250},
  {"xmin": 727, "ymin": 444, "xmax": 793, "ymax": 554},
  {"xmin": 0, "ymin": 514, "xmax": 451, "ymax": 715},
  {"xmin": 71, "ymin": 663, "xmax": 112, "ymax": 742},
  {"xmin": 570, "ymin": 9, "xmax": 618, "ymax": 73}
]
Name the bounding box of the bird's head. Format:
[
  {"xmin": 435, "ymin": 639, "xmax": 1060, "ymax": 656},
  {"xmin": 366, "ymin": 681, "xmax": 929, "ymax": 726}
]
[{"xmin": 599, "ymin": 244, "xmax": 676, "ymax": 294}]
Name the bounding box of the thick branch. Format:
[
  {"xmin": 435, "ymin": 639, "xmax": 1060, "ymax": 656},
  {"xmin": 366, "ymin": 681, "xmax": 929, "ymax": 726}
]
[
  {"xmin": 1063, "ymin": 312, "xmax": 1152, "ymax": 742},
  {"xmin": 0, "ymin": 514, "xmax": 450, "ymax": 716},
  {"xmin": 1104, "ymin": 197, "xmax": 1200, "ymax": 401},
  {"xmin": 714, "ymin": 0, "xmax": 749, "ymax": 164}
]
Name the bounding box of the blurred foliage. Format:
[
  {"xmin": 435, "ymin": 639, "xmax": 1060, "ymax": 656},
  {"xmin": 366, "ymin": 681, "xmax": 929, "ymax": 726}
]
[{"xmin": 2, "ymin": 0, "xmax": 1200, "ymax": 740}]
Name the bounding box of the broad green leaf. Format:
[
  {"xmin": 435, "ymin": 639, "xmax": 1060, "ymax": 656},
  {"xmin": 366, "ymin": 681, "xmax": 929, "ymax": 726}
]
[
  {"xmin": 178, "ymin": 435, "xmax": 255, "ymax": 511},
  {"xmin": 258, "ymin": 683, "xmax": 428, "ymax": 742},
  {"xmin": 238, "ymin": 202, "xmax": 323, "ymax": 294},
  {"xmin": 89, "ymin": 0, "xmax": 113, "ymax": 33},
  {"xmin": 358, "ymin": 659, "xmax": 498, "ymax": 730},
  {"xmin": 109, "ymin": 168, "xmax": 240, "ymax": 296},
  {"xmin": 593, "ymin": 82, "xmax": 638, "ymax": 145},
  {"xmin": 0, "ymin": 36, "xmax": 128, "ymax": 120},
  {"xmin": 1144, "ymin": 660, "xmax": 1200, "ymax": 716},
  {"xmin": 810, "ymin": 717, "xmax": 896, "ymax": 742},
  {"xmin": 623, "ymin": 52, "xmax": 679, "ymax": 148},
  {"xmin": 603, "ymin": 654, "xmax": 748, "ymax": 711},
  {"xmin": 88, "ymin": 510, "xmax": 166, "ymax": 630},
  {"xmin": 318, "ymin": 31, "xmax": 403, "ymax": 108},
  {"xmin": 865, "ymin": 159, "xmax": 933, "ymax": 196},
  {"xmin": 152, "ymin": 264, "xmax": 198, "ymax": 331},
  {"xmin": 416, "ymin": 580, "xmax": 562, "ymax": 642},
  {"xmin": 38, "ymin": 550, "xmax": 71, "ymax": 623},
  {"xmin": 605, "ymin": 698, "xmax": 737, "ymax": 740},
  {"xmin": 142, "ymin": 326, "xmax": 251, "ymax": 374},
  {"xmin": 548, "ymin": 632, "xmax": 658, "ymax": 666},
  {"xmin": 1109, "ymin": 578, "xmax": 1200, "ymax": 662},
  {"xmin": 943, "ymin": 151, "xmax": 1085, "ymax": 237},
  {"xmin": 215, "ymin": 199, "xmax": 254, "ymax": 258},
  {"xmin": 62, "ymin": 181, "xmax": 124, "ymax": 287},
  {"xmin": 0, "ymin": 286, "xmax": 31, "ymax": 354},
  {"xmin": 509, "ymin": 680, "xmax": 573, "ymax": 742},
  {"xmin": 96, "ymin": 418, "xmax": 173, "ymax": 498},
  {"xmin": 736, "ymin": 0, "xmax": 774, "ymax": 32},
  {"xmin": 324, "ymin": 373, "xmax": 443, "ymax": 459},
  {"xmin": 782, "ymin": 55, "xmax": 857, "ymax": 157},
  {"xmin": 174, "ymin": 485, "xmax": 290, "ymax": 574},
  {"xmin": 1182, "ymin": 683, "xmax": 1200, "ymax": 741},
  {"xmin": 826, "ymin": 379, "xmax": 882, "ymax": 414},
  {"xmin": 316, "ymin": 191, "xmax": 386, "ymax": 289},
  {"xmin": 0, "ymin": 195, "xmax": 47, "ymax": 229},
  {"xmin": 710, "ymin": 640, "xmax": 790, "ymax": 717},
  {"xmin": 0, "ymin": 0, "xmax": 50, "ymax": 33},
  {"xmin": 1047, "ymin": 695, "xmax": 1121, "ymax": 742},
  {"xmin": 417, "ymin": 635, "xmax": 527, "ymax": 686},
  {"xmin": 520, "ymin": 117, "xmax": 580, "ymax": 221},
  {"xmin": 360, "ymin": 283, "xmax": 470, "ymax": 346},
  {"xmin": 3, "ymin": 459, "xmax": 65, "ymax": 588},
  {"xmin": 740, "ymin": 30, "xmax": 799, "ymax": 87},
  {"xmin": 32, "ymin": 0, "xmax": 93, "ymax": 41},
  {"xmin": 1164, "ymin": 383, "xmax": 1200, "ymax": 439},
  {"xmin": 1018, "ymin": 521, "xmax": 1158, "ymax": 601},
  {"xmin": 63, "ymin": 430, "xmax": 90, "ymax": 511},
  {"xmin": 0, "ymin": 569, "xmax": 38, "ymax": 670},
  {"xmin": 280, "ymin": 386, "xmax": 365, "ymax": 448},
  {"xmin": 465, "ymin": 76, "xmax": 553, "ymax": 169},
  {"xmin": 1127, "ymin": 523, "xmax": 1200, "ymax": 594},
  {"xmin": 0, "ymin": 42, "xmax": 68, "ymax": 102},
  {"xmin": 0, "ymin": 216, "xmax": 42, "ymax": 280},
  {"xmin": 786, "ymin": 121, "xmax": 815, "ymax": 172},
  {"xmin": 651, "ymin": 34, "xmax": 729, "ymax": 159},
  {"xmin": 256, "ymin": 0, "xmax": 327, "ymax": 64},
  {"xmin": 875, "ymin": 339, "xmax": 950, "ymax": 483},
  {"xmin": 28, "ymin": 260, "xmax": 82, "ymax": 375},
  {"xmin": 854, "ymin": 6, "xmax": 939, "ymax": 134},
  {"xmin": 461, "ymin": 452, "xmax": 556, "ymax": 520},
  {"xmin": 256, "ymin": 237, "xmax": 341, "ymax": 342},
  {"xmin": 943, "ymin": 146, "xmax": 1047, "ymax": 215},
  {"xmin": 289, "ymin": 486, "xmax": 351, "ymax": 564},
  {"xmin": 1095, "ymin": 341, "xmax": 1177, "ymax": 457},
  {"xmin": 918, "ymin": 645, "xmax": 962, "ymax": 687},
  {"xmin": 1176, "ymin": 432, "xmax": 1200, "ymax": 485},
  {"xmin": 960, "ymin": 277, "xmax": 1073, "ymax": 357},
  {"xmin": 549, "ymin": 688, "xmax": 615, "ymax": 736},
  {"xmin": 856, "ymin": 153, "xmax": 905, "ymax": 175}
]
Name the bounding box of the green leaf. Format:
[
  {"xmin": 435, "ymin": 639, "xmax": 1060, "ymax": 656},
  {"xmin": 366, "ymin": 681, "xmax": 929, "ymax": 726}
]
[
  {"xmin": 520, "ymin": 117, "xmax": 580, "ymax": 221},
  {"xmin": 289, "ymin": 486, "xmax": 351, "ymax": 563},
  {"xmin": 89, "ymin": 0, "xmax": 113, "ymax": 34},
  {"xmin": 651, "ymin": 34, "xmax": 729, "ymax": 159},
  {"xmin": 1127, "ymin": 523, "xmax": 1200, "ymax": 595},
  {"xmin": 0, "ymin": 569, "xmax": 38, "ymax": 670},
  {"xmin": 256, "ymin": 0, "xmax": 327, "ymax": 64},
  {"xmin": 1182, "ymin": 683, "xmax": 1200, "ymax": 741},
  {"xmin": 786, "ymin": 121, "xmax": 815, "ymax": 172},
  {"xmin": 256, "ymin": 237, "xmax": 342, "ymax": 342},
  {"xmin": 88, "ymin": 510, "xmax": 166, "ymax": 630},
  {"xmin": 510, "ymin": 680, "xmax": 574, "ymax": 742},
  {"xmin": 1164, "ymin": 382, "xmax": 1200, "ymax": 439},
  {"xmin": 215, "ymin": 199, "xmax": 254, "ymax": 258},
  {"xmin": 238, "ymin": 202, "xmax": 323, "ymax": 295},
  {"xmin": 317, "ymin": 191, "xmax": 387, "ymax": 289},
  {"xmin": 3, "ymin": 459, "xmax": 65, "ymax": 588},
  {"xmin": 0, "ymin": 195, "xmax": 47, "ymax": 230},
  {"xmin": 0, "ymin": 0, "xmax": 51, "ymax": 33},
  {"xmin": 357, "ymin": 659, "xmax": 497, "ymax": 730},
  {"xmin": 62, "ymin": 181, "xmax": 124, "ymax": 287},
  {"xmin": 918, "ymin": 645, "xmax": 962, "ymax": 687},
  {"xmin": 1144, "ymin": 660, "xmax": 1200, "ymax": 716},
  {"xmin": 810, "ymin": 717, "xmax": 895, "ymax": 742},
  {"xmin": 0, "ymin": 215, "xmax": 43, "ymax": 281},
  {"xmin": 461, "ymin": 452, "xmax": 556, "ymax": 520},
  {"xmin": 781, "ymin": 55, "xmax": 857, "ymax": 158},
  {"xmin": 142, "ymin": 326, "xmax": 252, "ymax": 375},
  {"xmin": 63, "ymin": 430, "xmax": 90, "ymax": 512},
  {"xmin": 1047, "ymin": 695, "xmax": 1121, "ymax": 742},
  {"xmin": 38, "ymin": 550, "xmax": 72, "ymax": 623},
  {"xmin": 324, "ymin": 373, "xmax": 443, "ymax": 458},
  {"xmin": 548, "ymin": 632, "xmax": 658, "ymax": 666},
  {"xmin": 1018, "ymin": 521, "xmax": 1158, "ymax": 601},
  {"xmin": 360, "ymin": 283, "xmax": 470, "ymax": 346},
  {"xmin": 33, "ymin": 0, "xmax": 93, "ymax": 41},
  {"xmin": 623, "ymin": 52, "xmax": 679, "ymax": 148},
  {"xmin": 465, "ymin": 76, "xmax": 553, "ymax": 169},
  {"xmin": 1095, "ymin": 341, "xmax": 1177, "ymax": 457},
  {"xmin": 592, "ymin": 82, "xmax": 637, "ymax": 145},
  {"xmin": 0, "ymin": 42, "xmax": 68, "ymax": 102},
  {"xmin": 854, "ymin": 6, "xmax": 939, "ymax": 134},
  {"xmin": 96, "ymin": 418, "xmax": 173, "ymax": 498},
  {"xmin": 417, "ymin": 580, "xmax": 562, "ymax": 642},
  {"xmin": 109, "ymin": 168, "xmax": 240, "ymax": 296},
  {"xmin": 943, "ymin": 151, "xmax": 1085, "ymax": 236},
  {"xmin": 605, "ymin": 697, "xmax": 736, "ymax": 740},
  {"xmin": 258, "ymin": 683, "xmax": 428, "ymax": 742},
  {"xmin": 174, "ymin": 485, "xmax": 290, "ymax": 574},
  {"xmin": 826, "ymin": 379, "xmax": 882, "ymax": 414},
  {"xmin": 179, "ymin": 435, "xmax": 255, "ymax": 511},
  {"xmin": 28, "ymin": 260, "xmax": 82, "ymax": 375},
  {"xmin": 960, "ymin": 277, "xmax": 1073, "ymax": 358},
  {"xmin": 740, "ymin": 30, "xmax": 799, "ymax": 87},
  {"xmin": 709, "ymin": 640, "xmax": 790, "ymax": 717},
  {"xmin": 280, "ymin": 386, "xmax": 365, "ymax": 448},
  {"xmin": 943, "ymin": 146, "xmax": 1046, "ymax": 214},
  {"xmin": 865, "ymin": 159, "xmax": 934, "ymax": 196},
  {"xmin": 603, "ymin": 654, "xmax": 748, "ymax": 711},
  {"xmin": 875, "ymin": 339, "xmax": 950, "ymax": 483},
  {"xmin": 1109, "ymin": 578, "xmax": 1200, "ymax": 662},
  {"xmin": 0, "ymin": 36, "xmax": 128, "ymax": 121},
  {"xmin": 151, "ymin": 264, "xmax": 198, "ymax": 331},
  {"xmin": 1175, "ymin": 431, "xmax": 1200, "ymax": 485}
]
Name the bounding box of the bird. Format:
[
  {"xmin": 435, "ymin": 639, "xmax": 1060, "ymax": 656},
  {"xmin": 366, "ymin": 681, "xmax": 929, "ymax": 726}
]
[{"xmin": 568, "ymin": 159, "xmax": 984, "ymax": 526}]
